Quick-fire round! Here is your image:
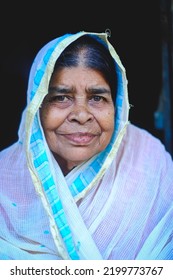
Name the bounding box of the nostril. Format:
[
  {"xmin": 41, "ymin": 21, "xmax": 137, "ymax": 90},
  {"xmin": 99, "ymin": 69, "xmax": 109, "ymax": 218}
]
[
  {"xmin": 68, "ymin": 118, "xmax": 78, "ymax": 123},
  {"xmin": 87, "ymin": 116, "xmax": 93, "ymax": 122},
  {"xmin": 67, "ymin": 110, "xmax": 94, "ymax": 124}
]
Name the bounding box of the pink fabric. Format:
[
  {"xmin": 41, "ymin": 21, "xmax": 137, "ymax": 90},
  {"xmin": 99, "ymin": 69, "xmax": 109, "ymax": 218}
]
[
  {"xmin": 0, "ymin": 31, "xmax": 173, "ymax": 260},
  {"xmin": 0, "ymin": 124, "xmax": 173, "ymax": 259}
]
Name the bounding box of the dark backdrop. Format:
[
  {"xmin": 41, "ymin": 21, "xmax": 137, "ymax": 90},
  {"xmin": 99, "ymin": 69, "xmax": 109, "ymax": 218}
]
[{"xmin": 0, "ymin": 1, "xmax": 163, "ymax": 151}]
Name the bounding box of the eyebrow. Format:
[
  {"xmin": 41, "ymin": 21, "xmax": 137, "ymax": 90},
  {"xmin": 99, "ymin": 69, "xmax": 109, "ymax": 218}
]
[
  {"xmin": 87, "ymin": 87, "xmax": 111, "ymax": 94},
  {"xmin": 48, "ymin": 86, "xmax": 111, "ymax": 95},
  {"xmin": 48, "ymin": 86, "xmax": 72, "ymax": 94}
]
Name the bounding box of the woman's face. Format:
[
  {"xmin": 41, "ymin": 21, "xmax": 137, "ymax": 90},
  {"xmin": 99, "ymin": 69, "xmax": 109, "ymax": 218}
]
[{"xmin": 40, "ymin": 66, "xmax": 115, "ymax": 173}]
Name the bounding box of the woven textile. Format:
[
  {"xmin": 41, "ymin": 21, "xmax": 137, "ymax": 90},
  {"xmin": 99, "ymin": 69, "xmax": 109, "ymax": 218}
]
[{"xmin": 0, "ymin": 31, "xmax": 173, "ymax": 260}]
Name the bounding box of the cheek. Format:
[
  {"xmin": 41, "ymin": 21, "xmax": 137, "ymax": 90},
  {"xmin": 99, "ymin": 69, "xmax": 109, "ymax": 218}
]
[
  {"xmin": 98, "ymin": 110, "xmax": 115, "ymax": 132},
  {"xmin": 40, "ymin": 108, "xmax": 64, "ymax": 130}
]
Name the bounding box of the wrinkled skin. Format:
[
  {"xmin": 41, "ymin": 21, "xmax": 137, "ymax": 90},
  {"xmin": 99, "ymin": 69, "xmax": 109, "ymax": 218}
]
[{"xmin": 40, "ymin": 66, "xmax": 115, "ymax": 175}]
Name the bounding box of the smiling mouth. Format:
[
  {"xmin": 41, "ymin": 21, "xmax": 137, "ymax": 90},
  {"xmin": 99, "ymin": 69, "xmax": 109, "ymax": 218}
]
[{"xmin": 58, "ymin": 132, "xmax": 100, "ymax": 145}]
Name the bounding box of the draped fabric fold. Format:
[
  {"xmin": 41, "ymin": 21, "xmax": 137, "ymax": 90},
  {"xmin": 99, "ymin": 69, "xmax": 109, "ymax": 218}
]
[{"xmin": 0, "ymin": 31, "xmax": 173, "ymax": 260}]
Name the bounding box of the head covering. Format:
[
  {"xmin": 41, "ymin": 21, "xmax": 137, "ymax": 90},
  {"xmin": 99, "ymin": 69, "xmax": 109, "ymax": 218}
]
[
  {"xmin": 19, "ymin": 31, "xmax": 129, "ymax": 259},
  {"xmin": 1, "ymin": 31, "xmax": 173, "ymax": 260}
]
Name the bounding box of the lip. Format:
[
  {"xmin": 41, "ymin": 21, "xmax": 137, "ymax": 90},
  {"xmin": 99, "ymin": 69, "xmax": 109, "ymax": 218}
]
[{"xmin": 59, "ymin": 132, "xmax": 99, "ymax": 145}]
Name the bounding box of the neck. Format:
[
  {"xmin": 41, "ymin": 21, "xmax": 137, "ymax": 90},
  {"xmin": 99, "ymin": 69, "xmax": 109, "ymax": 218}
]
[{"xmin": 52, "ymin": 152, "xmax": 78, "ymax": 175}]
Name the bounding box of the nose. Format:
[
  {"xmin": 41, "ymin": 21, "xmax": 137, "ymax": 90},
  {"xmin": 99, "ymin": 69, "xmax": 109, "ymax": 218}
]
[{"xmin": 67, "ymin": 104, "xmax": 94, "ymax": 124}]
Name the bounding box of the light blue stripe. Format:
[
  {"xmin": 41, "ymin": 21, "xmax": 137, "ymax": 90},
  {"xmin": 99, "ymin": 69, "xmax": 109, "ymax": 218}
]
[
  {"xmin": 31, "ymin": 129, "xmax": 43, "ymax": 143},
  {"xmin": 92, "ymin": 159, "xmax": 102, "ymax": 173},
  {"xmin": 70, "ymin": 177, "xmax": 84, "ymax": 196},
  {"xmin": 42, "ymin": 176, "xmax": 54, "ymax": 191},
  {"xmin": 34, "ymin": 69, "xmax": 44, "ymax": 86},
  {"xmin": 51, "ymin": 200, "xmax": 63, "ymax": 214},
  {"xmin": 33, "ymin": 151, "xmax": 48, "ymax": 168},
  {"xmin": 37, "ymin": 163, "xmax": 50, "ymax": 180}
]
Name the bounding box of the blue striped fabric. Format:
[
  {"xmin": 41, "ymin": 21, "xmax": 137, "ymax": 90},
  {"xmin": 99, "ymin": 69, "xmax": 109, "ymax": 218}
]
[
  {"xmin": 30, "ymin": 115, "xmax": 80, "ymax": 259},
  {"xmin": 28, "ymin": 32, "xmax": 125, "ymax": 259}
]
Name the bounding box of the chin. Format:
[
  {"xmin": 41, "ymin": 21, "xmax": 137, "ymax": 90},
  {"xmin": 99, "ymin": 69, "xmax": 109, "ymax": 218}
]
[{"xmin": 66, "ymin": 153, "xmax": 96, "ymax": 165}]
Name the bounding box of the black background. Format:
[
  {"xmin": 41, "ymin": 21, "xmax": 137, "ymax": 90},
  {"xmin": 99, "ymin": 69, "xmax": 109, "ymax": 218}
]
[{"xmin": 0, "ymin": 1, "xmax": 163, "ymax": 150}]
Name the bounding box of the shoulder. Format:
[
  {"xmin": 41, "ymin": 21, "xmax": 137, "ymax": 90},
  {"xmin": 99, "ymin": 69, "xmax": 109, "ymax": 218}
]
[
  {"xmin": 0, "ymin": 142, "xmax": 26, "ymax": 169},
  {"xmin": 126, "ymin": 123, "xmax": 169, "ymax": 154},
  {"xmin": 122, "ymin": 123, "xmax": 173, "ymax": 174}
]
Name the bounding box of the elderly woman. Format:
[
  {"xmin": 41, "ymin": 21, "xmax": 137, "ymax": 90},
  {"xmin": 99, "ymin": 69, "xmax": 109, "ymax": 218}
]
[{"xmin": 0, "ymin": 31, "xmax": 173, "ymax": 260}]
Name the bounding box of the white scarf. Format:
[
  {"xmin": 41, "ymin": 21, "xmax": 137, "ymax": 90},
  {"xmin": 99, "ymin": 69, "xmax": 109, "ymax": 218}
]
[{"xmin": 0, "ymin": 31, "xmax": 173, "ymax": 260}]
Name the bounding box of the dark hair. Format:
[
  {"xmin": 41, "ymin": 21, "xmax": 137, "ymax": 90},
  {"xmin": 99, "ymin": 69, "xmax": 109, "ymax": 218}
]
[{"xmin": 52, "ymin": 34, "xmax": 117, "ymax": 103}]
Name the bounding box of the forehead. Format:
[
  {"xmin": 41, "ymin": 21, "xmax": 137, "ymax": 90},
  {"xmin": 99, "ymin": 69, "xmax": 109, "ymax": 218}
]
[{"xmin": 50, "ymin": 66, "xmax": 108, "ymax": 85}]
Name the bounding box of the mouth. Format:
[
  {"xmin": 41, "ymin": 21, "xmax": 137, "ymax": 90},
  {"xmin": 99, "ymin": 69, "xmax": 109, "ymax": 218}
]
[{"xmin": 58, "ymin": 132, "xmax": 100, "ymax": 145}]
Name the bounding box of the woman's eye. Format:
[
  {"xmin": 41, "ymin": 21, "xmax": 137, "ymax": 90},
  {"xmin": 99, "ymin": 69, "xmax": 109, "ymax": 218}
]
[
  {"xmin": 55, "ymin": 95, "xmax": 67, "ymax": 102},
  {"xmin": 49, "ymin": 95, "xmax": 70, "ymax": 102},
  {"xmin": 91, "ymin": 96, "xmax": 104, "ymax": 102}
]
